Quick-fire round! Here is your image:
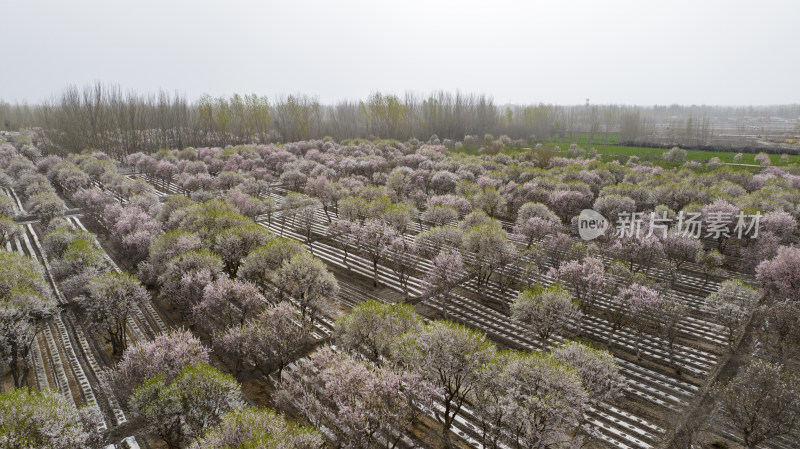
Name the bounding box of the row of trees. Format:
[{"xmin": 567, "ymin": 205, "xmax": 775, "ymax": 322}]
[
  {"xmin": 63, "ymin": 150, "xmax": 343, "ymax": 372},
  {"xmin": 0, "ymin": 142, "xmax": 333, "ymax": 447},
  {"xmin": 114, "ymin": 139, "xmax": 798, "ymax": 307},
  {"xmin": 671, "ymin": 245, "xmax": 800, "ymax": 448},
  {"xmin": 0, "ymin": 142, "xmax": 66, "ymax": 223},
  {"xmin": 5, "ymin": 85, "xmax": 799, "ymax": 156},
  {"xmin": 105, "ymin": 330, "xmax": 321, "ymax": 449},
  {"xmin": 695, "ymin": 254, "xmax": 800, "ymax": 448},
  {"xmin": 0, "ymin": 250, "xmax": 58, "ymax": 388},
  {"xmin": 0, "ymin": 301, "xmax": 620, "ymax": 449},
  {"xmin": 0, "ymin": 138, "xmax": 124, "ymax": 446},
  {"xmin": 292, "ymin": 300, "xmax": 627, "ymax": 448},
  {"xmin": 31, "ymin": 147, "xmax": 342, "ymax": 353},
  {"xmin": 0, "ymin": 331, "xmax": 321, "ymax": 449},
  {"xmin": 119, "ymin": 139, "xmax": 800, "ymax": 235}
]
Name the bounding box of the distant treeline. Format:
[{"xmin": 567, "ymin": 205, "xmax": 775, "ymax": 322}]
[{"xmin": 1, "ymin": 83, "xmax": 799, "ymax": 157}]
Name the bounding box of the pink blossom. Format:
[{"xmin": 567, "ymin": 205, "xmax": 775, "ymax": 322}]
[{"xmin": 756, "ymin": 246, "xmax": 800, "ymax": 301}]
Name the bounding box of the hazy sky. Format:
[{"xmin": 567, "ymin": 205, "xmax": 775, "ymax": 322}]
[{"xmin": 2, "ymin": 0, "xmax": 798, "ymax": 106}]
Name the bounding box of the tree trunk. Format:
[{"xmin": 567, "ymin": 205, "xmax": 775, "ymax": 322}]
[
  {"xmin": 10, "ymin": 364, "xmax": 22, "ymax": 388},
  {"xmin": 668, "ymin": 341, "xmax": 681, "ymax": 375},
  {"xmin": 440, "ymin": 394, "xmax": 455, "ymax": 447},
  {"xmin": 399, "ymin": 274, "xmax": 409, "ymax": 299},
  {"xmin": 20, "ymin": 366, "xmax": 29, "ymax": 387},
  {"xmin": 111, "ymin": 333, "xmax": 125, "ymax": 357},
  {"xmin": 635, "ymin": 330, "xmax": 643, "ymax": 360}
]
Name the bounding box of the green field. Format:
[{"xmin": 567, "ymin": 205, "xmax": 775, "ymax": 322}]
[
  {"xmin": 543, "ymin": 133, "xmax": 800, "ymax": 167},
  {"xmin": 454, "ymin": 136, "xmax": 800, "ymax": 170}
]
